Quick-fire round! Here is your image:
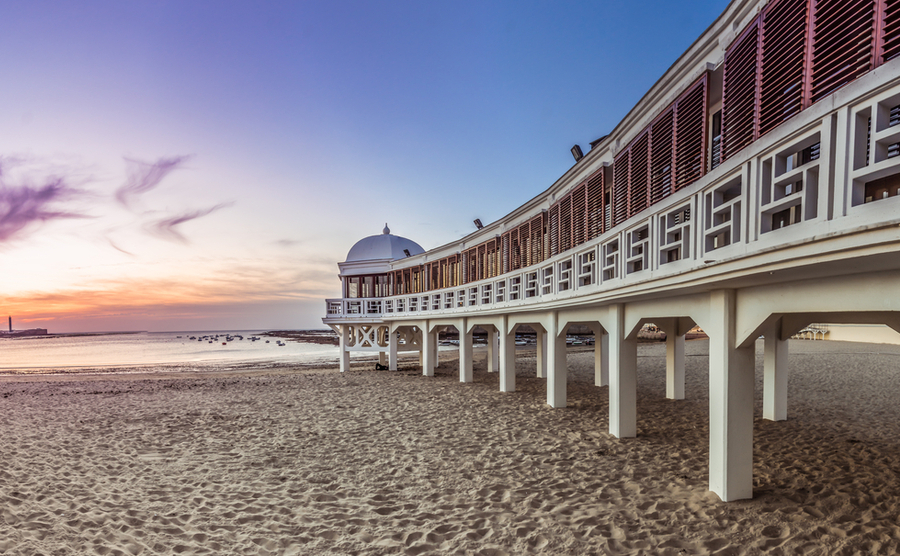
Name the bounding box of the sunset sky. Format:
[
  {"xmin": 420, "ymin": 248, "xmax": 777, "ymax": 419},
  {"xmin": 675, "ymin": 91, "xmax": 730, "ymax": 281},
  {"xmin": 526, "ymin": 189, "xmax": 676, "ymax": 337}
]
[{"xmin": 1, "ymin": 0, "xmax": 729, "ymax": 332}]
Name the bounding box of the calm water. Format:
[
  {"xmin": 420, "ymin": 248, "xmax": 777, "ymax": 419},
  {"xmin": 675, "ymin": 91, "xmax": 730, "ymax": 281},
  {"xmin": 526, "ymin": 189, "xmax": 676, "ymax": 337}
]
[{"xmin": 0, "ymin": 330, "xmax": 351, "ymax": 373}]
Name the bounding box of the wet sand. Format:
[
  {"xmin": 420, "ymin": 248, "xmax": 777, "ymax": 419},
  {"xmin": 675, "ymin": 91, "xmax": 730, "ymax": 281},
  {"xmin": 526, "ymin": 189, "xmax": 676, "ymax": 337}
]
[{"xmin": 1, "ymin": 339, "xmax": 899, "ymax": 555}]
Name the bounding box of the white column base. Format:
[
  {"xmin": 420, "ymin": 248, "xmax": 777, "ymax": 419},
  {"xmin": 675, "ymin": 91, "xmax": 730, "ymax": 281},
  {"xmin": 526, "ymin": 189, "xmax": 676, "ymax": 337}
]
[
  {"xmin": 594, "ymin": 332, "xmax": 609, "ymax": 387},
  {"xmin": 708, "ymin": 290, "xmax": 755, "ymax": 502},
  {"xmin": 339, "ymin": 325, "xmax": 350, "ymax": 373},
  {"xmin": 536, "ymin": 329, "xmax": 547, "ymax": 379},
  {"xmin": 460, "ymin": 322, "xmax": 473, "ymax": 383},
  {"xmin": 389, "ymin": 330, "xmax": 398, "ymax": 371},
  {"xmin": 422, "ymin": 326, "xmax": 435, "ymax": 377},
  {"xmin": 666, "ymin": 332, "xmax": 686, "ymax": 400},
  {"xmin": 609, "ymin": 305, "xmax": 637, "ymax": 437},
  {"xmin": 499, "ymin": 320, "xmax": 516, "ymax": 392},
  {"xmin": 546, "ymin": 313, "xmax": 567, "ymax": 408},
  {"xmin": 763, "ymin": 335, "xmax": 788, "ymax": 421}
]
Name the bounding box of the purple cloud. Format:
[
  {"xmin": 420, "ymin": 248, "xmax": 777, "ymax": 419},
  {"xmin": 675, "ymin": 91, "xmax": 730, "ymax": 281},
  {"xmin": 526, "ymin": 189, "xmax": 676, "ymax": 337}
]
[
  {"xmin": 116, "ymin": 156, "xmax": 189, "ymax": 210},
  {"xmin": 147, "ymin": 202, "xmax": 233, "ymax": 243},
  {"xmin": 0, "ymin": 179, "xmax": 87, "ymax": 242}
]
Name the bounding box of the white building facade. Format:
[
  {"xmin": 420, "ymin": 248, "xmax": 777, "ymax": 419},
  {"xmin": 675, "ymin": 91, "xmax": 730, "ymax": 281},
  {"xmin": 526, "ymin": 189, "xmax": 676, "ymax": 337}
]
[{"xmin": 324, "ymin": 0, "xmax": 900, "ymax": 502}]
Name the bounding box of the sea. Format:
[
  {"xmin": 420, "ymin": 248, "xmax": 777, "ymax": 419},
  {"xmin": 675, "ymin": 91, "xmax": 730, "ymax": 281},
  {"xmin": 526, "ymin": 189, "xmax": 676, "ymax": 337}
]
[{"xmin": 0, "ymin": 330, "xmax": 353, "ymax": 375}]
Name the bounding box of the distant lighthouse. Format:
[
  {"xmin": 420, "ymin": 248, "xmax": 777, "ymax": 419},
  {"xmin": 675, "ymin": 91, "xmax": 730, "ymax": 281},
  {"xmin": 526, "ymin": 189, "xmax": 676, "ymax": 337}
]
[{"xmin": 7, "ymin": 316, "xmax": 10, "ymax": 333}]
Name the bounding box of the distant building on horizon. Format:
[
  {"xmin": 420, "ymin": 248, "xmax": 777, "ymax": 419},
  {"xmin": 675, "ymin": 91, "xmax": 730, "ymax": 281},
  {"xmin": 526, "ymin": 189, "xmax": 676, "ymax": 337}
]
[{"xmin": 1, "ymin": 315, "xmax": 48, "ymax": 338}]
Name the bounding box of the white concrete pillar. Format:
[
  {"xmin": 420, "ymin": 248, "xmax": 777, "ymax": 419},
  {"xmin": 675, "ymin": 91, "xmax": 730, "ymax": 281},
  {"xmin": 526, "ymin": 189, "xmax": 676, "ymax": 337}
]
[
  {"xmin": 493, "ymin": 330, "xmax": 500, "ymax": 371},
  {"xmin": 422, "ymin": 324, "xmax": 435, "ymax": 377},
  {"xmin": 431, "ymin": 331, "xmax": 439, "ymax": 369},
  {"xmin": 708, "ymin": 289, "xmax": 755, "ymax": 502},
  {"xmin": 486, "ymin": 328, "xmax": 500, "ymax": 372},
  {"xmin": 499, "ymin": 319, "xmax": 516, "ymax": 392},
  {"xmin": 594, "ymin": 330, "xmax": 609, "ymax": 387},
  {"xmin": 339, "ymin": 325, "xmax": 350, "ymax": 373},
  {"xmin": 546, "ymin": 313, "xmax": 567, "ymax": 408},
  {"xmin": 666, "ymin": 331, "xmax": 686, "ymax": 400},
  {"xmin": 609, "ymin": 304, "xmax": 637, "ymax": 437},
  {"xmin": 378, "ymin": 351, "xmax": 387, "ymax": 366},
  {"xmin": 763, "ymin": 334, "xmax": 788, "ymax": 421},
  {"xmin": 536, "ymin": 328, "xmax": 547, "ymax": 379},
  {"xmin": 389, "ymin": 330, "xmax": 398, "ymax": 371},
  {"xmin": 418, "ymin": 327, "xmax": 424, "ymax": 366},
  {"xmin": 459, "ymin": 321, "xmax": 473, "ymax": 383}
]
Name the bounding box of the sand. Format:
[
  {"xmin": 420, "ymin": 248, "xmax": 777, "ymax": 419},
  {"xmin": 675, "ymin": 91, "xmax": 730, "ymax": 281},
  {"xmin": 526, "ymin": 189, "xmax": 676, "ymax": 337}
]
[{"xmin": 1, "ymin": 339, "xmax": 900, "ymax": 555}]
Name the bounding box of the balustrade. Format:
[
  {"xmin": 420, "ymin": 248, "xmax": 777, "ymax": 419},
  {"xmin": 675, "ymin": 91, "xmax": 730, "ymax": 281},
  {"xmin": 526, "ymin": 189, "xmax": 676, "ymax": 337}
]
[{"xmin": 325, "ymin": 74, "xmax": 900, "ymax": 322}]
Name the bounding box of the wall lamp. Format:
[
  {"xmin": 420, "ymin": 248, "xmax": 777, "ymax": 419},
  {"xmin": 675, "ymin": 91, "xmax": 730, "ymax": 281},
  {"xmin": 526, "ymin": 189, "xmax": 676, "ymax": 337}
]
[
  {"xmin": 571, "ymin": 144, "xmax": 584, "ymax": 162},
  {"xmin": 474, "ymin": 219, "xmax": 484, "ymax": 229}
]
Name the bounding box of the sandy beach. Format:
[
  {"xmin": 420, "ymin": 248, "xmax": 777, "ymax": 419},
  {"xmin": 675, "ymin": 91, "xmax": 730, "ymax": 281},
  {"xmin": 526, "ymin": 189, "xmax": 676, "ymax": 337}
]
[{"xmin": 1, "ymin": 339, "xmax": 900, "ymax": 555}]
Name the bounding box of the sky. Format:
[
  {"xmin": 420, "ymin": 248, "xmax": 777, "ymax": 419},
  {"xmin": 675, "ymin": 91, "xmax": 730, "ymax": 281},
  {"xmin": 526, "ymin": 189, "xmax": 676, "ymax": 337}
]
[{"xmin": 0, "ymin": 0, "xmax": 730, "ymax": 333}]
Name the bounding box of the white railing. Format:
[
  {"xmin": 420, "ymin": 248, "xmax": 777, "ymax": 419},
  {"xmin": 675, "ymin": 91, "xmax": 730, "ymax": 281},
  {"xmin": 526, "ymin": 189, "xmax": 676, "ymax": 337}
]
[{"xmin": 325, "ymin": 73, "xmax": 900, "ymax": 322}]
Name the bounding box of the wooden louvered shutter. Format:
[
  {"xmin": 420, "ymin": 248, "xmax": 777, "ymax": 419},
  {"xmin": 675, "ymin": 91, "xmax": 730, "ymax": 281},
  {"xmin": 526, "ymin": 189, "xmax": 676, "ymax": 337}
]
[
  {"xmin": 882, "ymin": 0, "xmax": 900, "ymax": 62},
  {"xmin": 501, "ymin": 231, "xmax": 511, "ymax": 274},
  {"xmin": 808, "ymin": 0, "xmax": 876, "ymax": 105},
  {"xmin": 549, "ymin": 203, "xmax": 561, "ymax": 256},
  {"xmin": 559, "ymin": 194, "xmax": 572, "ymax": 253},
  {"xmin": 586, "ymin": 169, "xmax": 604, "ymax": 239},
  {"xmin": 650, "ymin": 108, "xmax": 675, "ymax": 204},
  {"xmin": 466, "ymin": 248, "xmax": 477, "ymax": 283},
  {"xmin": 571, "ymin": 183, "xmax": 587, "ymax": 247},
  {"xmin": 723, "ymin": 18, "xmax": 761, "ymax": 161},
  {"xmin": 629, "ymin": 132, "xmax": 650, "ymax": 218},
  {"xmin": 488, "ymin": 239, "xmax": 499, "ymax": 278},
  {"xmin": 759, "ymin": 0, "xmax": 807, "ymax": 136},
  {"xmin": 674, "ymin": 75, "xmax": 708, "ymax": 190},
  {"xmin": 531, "ymin": 214, "xmax": 545, "ymax": 265},
  {"xmin": 476, "ymin": 244, "xmax": 486, "ymax": 281},
  {"xmin": 513, "ymin": 228, "xmax": 521, "ymax": 271},
  {"xmin": 613, "ymin": 151, "xmax": 629, "ymax": 226},
  {"xmin": 502, "ymin": 228, "xmax": 519, "ymax": 272},
  {"xmin": 518, "ymin": 222, "xmax": 529, "ymax": 268}
]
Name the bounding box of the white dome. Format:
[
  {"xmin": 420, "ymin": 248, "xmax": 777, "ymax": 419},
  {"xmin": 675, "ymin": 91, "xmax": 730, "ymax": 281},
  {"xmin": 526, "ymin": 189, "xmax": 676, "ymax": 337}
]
[{"xmin": 345, "ymin": 225, "xmax": 425, "ymax": 262}]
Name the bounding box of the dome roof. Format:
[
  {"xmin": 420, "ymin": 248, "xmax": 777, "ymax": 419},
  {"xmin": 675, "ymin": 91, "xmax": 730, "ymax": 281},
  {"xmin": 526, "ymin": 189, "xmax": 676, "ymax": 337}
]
[{"xmin": 345, "ymin": 224, "xmax": 425, "ymax": 262}]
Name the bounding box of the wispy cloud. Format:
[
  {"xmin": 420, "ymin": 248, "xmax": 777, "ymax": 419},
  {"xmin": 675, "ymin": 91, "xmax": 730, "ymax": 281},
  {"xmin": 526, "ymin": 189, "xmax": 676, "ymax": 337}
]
[
  {"xmin": 274, "ymin": 238, "xmax": 301, "ymax": 247},
  {"xmin": 146, "ymin": 202, "xmax": 233, "ymax": 243},
  {"xmin": 115, "ymin": 156, "xmax": 189, "ymax": 210},
  {"xmin": 0, "ymin": 178, "xmax": 88, "ymax": 242}
]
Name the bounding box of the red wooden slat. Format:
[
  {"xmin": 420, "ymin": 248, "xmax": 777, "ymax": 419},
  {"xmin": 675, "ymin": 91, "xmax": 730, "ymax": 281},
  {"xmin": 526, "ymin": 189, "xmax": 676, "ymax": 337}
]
[
  {"xmin": 674, "ymin": 74, "xmax": 708, "ymax": 190},
  {"xmin": 723, "ymin": 18, "xmax": 761, "ymax": 161},
  {"xmin": 809, "ymin": 0, "xmax": 876, "ymax": 104},
  {"xmin": 882, "ymin": 0, "xmax": 900, "ymax": 62},
  {"xmin": 613, "ymin": 150, "xmax": 629, "ymax": 227},
  {"xmin": 571, "ymin": 182, "xmax": 587, "ymax": 247},
  {"xmin": 650, "ymin": 107, "xmax": 675, "ymax": 204},
  {"xmin": 559, "ymin": 194, "xmax": 573, "ymax": 253},
  {"xmin": 517, "ymin": 222, "xmax": 529, "ymax": 268},
  {"xmin": 500, "ymin": 231, "xmax": 511, "ymax": 274},
  {"xmin": 549, "ymin": 204, "xmax": 560, "ymax": 256},
  {"xmin": 586, "ymin": 168, "xmax": 605, "ymax": 239},
  {"xmin": 466, "ymin": 247, "xmax": 477, "ymax": 284},
  {"xmin": 759, "ymin": 0, "xmax": 808, "ymax": 136},
  {"xmin": 629, "ymin": 131, "xmax": 650, "ymax": 218},
  {"xmin": 530, "ymin": 213, "xmax": 545, "ymax": 266}
]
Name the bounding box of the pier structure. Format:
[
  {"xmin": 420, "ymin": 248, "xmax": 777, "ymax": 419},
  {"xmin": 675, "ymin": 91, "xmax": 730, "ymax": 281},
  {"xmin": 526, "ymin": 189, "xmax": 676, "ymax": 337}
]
[{"xmin": 324, "ymin": 0, "xmax": 900, "ymax": 502}]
